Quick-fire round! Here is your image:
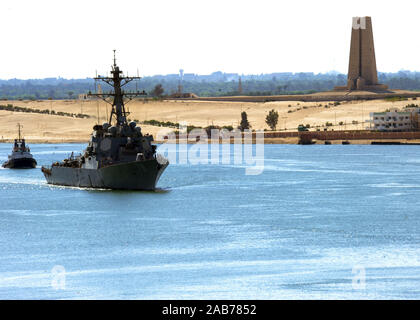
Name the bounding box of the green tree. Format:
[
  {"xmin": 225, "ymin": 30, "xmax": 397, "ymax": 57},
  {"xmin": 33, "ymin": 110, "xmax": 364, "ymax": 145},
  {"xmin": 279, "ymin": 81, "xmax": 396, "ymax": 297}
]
[
  {"xmin": 151, "ymin": 84, "xmax": 164, "ymax": 97},
  {"xmin": 239, "ymin": 111, "xmax": 250, "ymax": 131},
  {"xmin": 265, "ymin": 109, "xmax": 279, "ymax": 130}
]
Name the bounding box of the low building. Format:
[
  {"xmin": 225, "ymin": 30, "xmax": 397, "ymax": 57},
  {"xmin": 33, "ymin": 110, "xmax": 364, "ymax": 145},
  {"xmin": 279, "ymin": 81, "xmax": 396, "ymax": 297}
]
[{"xmin": 367, "ymin": 107, "xmax": 420, "ymax": 131}]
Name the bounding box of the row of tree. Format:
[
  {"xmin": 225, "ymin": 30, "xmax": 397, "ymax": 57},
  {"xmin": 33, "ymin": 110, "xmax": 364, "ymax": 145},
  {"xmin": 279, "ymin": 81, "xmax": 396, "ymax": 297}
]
[
  {"xmin": 1, "ymin": 71, "xmax": 419, "ymax": 99},
  {"xmin": 0, "ymin": 104, "xmax": 90, "ymax": 118}
]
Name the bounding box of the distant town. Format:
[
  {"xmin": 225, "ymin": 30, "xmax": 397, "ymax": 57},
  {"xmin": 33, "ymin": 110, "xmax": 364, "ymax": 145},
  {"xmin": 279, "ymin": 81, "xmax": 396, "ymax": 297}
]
[{"xmin": 0, "ymin": 70, "xmax": 419, "ymax": 100}]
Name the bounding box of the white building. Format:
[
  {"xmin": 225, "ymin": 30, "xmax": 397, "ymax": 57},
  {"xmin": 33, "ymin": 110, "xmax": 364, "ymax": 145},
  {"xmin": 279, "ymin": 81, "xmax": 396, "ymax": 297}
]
[{"xmin": 367, "ymin": 108, "xmax": 420, "ymax": 131}]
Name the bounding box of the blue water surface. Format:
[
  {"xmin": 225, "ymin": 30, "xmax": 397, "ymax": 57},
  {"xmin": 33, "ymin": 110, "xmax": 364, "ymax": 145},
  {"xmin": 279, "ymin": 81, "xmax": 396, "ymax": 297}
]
[{"xmin": 0, "ymin": 143, "xmax": 419, "ymax": 299}]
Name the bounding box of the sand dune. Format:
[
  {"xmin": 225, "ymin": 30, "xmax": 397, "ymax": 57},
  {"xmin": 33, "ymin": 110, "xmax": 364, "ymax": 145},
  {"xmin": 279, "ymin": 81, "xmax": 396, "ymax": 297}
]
[{"xmin": 0, "ymin": 97, "xmax": 417, "ymax": 143}]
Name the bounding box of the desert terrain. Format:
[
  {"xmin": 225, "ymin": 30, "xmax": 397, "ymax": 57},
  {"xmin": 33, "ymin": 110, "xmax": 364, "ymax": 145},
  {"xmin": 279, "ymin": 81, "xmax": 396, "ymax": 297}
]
[{"xmin": 0, "ymin": 95, "xmax": 418, "ymax": 143}]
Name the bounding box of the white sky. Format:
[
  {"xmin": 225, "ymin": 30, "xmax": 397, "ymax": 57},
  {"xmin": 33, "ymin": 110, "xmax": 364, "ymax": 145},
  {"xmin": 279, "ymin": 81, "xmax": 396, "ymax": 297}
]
[{"xmin": 0, "ymin": 0, "xmax": 418, "ymax": 79}]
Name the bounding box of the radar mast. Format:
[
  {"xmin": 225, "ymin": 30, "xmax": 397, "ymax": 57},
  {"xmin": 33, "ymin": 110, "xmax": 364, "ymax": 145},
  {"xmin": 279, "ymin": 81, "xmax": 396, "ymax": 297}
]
[{"xmin": 88, "ymin": 50, "xmax": 146, "ymax": 126}]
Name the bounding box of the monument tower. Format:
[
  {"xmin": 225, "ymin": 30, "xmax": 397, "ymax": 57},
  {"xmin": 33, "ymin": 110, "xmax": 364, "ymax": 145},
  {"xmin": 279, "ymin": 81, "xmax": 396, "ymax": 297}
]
[
  {"xmin": 335, "ymin": 17, "xmax": 388, "ymax": 91},
  {"xmin": 238, "ymin": 77, "xmax": 243, "ymax": 94}
]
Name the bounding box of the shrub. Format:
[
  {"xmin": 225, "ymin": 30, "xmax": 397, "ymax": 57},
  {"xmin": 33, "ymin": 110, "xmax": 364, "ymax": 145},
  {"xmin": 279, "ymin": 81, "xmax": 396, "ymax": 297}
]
[{"xmin": 265, "ymin": 109, "xmax": 279, "ymax": 131}]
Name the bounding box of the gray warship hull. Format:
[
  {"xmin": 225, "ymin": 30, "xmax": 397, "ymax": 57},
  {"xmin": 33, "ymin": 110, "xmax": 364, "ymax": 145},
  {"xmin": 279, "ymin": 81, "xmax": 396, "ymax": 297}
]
[{"xmin": 42, "ymin": 159, "xmax": 168, "ymax": 191}]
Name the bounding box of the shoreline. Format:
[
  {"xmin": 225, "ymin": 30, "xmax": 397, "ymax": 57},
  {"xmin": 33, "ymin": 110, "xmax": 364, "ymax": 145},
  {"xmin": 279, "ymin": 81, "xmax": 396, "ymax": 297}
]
[
  {"xmin": 2, "ymin": 137, "xmax": 420, "ymax": 145},
  {"xmin": 1, "ymin": 97, "xmax": 420, "ymax": 145}
]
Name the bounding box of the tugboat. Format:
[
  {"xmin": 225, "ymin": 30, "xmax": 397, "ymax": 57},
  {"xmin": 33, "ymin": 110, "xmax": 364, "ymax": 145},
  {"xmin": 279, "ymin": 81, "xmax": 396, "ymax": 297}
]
[
  {"xmin": 3, "ymin": 123, "xmax": 37, "ymax": 169},
  {"xmin": 41, "ymin": 51, "xmax": 169, "ymax": 190}
]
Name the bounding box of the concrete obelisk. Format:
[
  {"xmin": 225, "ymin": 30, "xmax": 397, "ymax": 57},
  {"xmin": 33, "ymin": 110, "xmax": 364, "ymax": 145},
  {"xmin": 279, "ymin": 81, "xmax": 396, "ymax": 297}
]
[{"xmin": 336, "ymin": 17, "xmax": 388, "ymax": 91}]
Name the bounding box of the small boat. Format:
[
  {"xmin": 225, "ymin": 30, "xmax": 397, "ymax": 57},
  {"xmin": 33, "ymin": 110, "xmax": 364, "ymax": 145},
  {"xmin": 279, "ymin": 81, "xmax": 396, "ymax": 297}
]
[{"xmin": 2, "ymin": 124, "xmax": 37, "ymax": 169}]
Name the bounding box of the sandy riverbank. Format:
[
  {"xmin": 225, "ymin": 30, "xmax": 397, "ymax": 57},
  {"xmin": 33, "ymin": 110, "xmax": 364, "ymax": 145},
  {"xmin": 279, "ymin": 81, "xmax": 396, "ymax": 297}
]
[{"xmin": 0, "ymin": 96, "xmax": 418, "ymax": 143}]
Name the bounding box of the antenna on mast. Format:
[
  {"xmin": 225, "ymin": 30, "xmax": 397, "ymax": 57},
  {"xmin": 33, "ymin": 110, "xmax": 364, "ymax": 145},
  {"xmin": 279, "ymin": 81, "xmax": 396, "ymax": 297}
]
[
  {"xmin": 88, "ymin": 50, "xmax": 146, "ymax": 126},
  {"xmin": 17, "ymin": 123, "xmax": 22, "ymax": 140}
]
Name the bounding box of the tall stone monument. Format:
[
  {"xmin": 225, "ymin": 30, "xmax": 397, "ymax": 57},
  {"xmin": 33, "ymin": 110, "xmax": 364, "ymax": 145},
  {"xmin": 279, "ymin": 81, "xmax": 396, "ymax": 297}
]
[{"xmin": 335, "ymin": 17, "xmax": 388, "ymax": 91}]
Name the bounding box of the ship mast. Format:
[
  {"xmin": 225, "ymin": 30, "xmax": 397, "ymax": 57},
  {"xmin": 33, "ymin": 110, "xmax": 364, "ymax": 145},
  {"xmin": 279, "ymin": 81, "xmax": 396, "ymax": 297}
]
[
  {"xmin": 88, "ymin": 50, "xmax": 146, "ymax": 126},
  {"xmin": 17, "ymin": 123, "xmax": 22, "ymax": 140}
]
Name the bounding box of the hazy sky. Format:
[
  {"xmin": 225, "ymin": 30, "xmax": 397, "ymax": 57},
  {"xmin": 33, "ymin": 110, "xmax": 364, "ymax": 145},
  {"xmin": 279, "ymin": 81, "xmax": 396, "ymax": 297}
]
[{"xmin": 0, "ymin": 0, "xmax": 419, "ymax": 79}]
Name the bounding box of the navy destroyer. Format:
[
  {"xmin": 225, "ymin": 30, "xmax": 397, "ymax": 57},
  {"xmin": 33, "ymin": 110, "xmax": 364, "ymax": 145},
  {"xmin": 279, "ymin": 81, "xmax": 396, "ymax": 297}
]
[
  {"xmin": 41, "ymin": 51, "xmax": 169, "ymax": 190},
  {"xmin": 3, "ymin": 124, "xmax": 37, "ymax": 169}
]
